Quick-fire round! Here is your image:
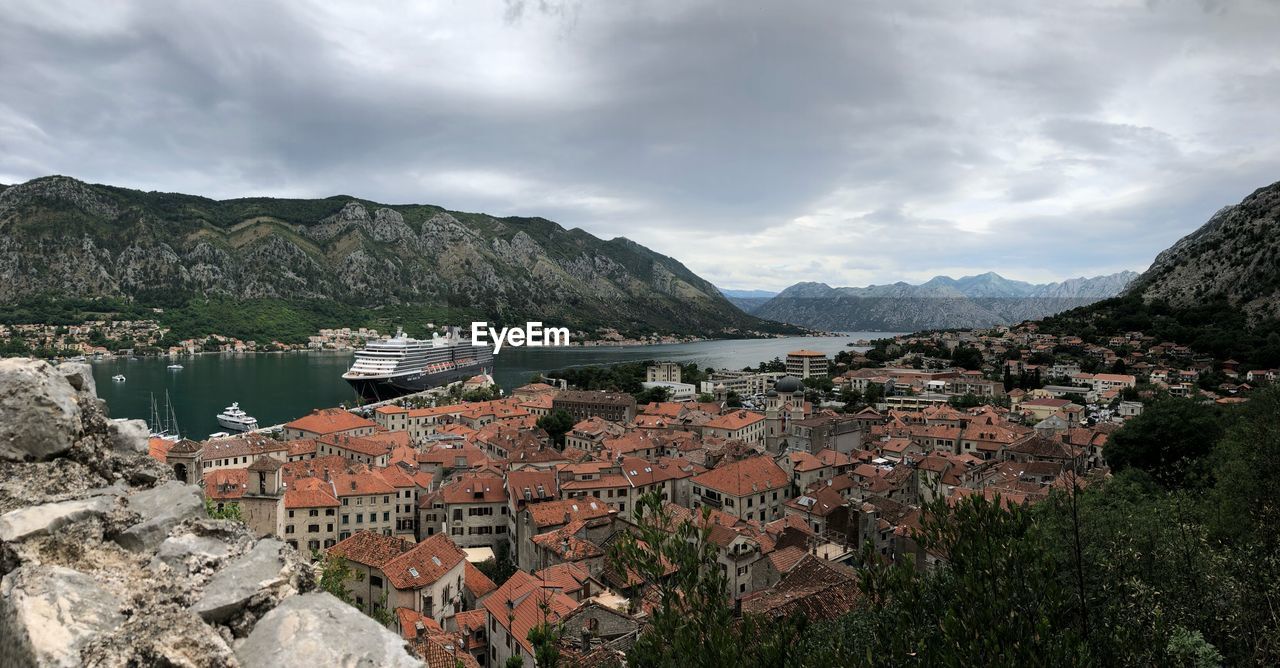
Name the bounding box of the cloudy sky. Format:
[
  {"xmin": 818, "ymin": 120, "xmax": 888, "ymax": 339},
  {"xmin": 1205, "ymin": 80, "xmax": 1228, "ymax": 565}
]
[{"xmin": 2, "ymin": 1, "xmax": 1278, "ymax": 291}]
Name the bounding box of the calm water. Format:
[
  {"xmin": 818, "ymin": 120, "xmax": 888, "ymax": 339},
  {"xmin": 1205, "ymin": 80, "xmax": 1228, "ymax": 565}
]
[{"xmin": 90, "ymin": 333, "xmax": 896, "ymax": 438}]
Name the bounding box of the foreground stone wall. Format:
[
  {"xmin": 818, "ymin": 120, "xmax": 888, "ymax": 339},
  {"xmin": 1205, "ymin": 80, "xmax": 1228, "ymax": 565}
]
[{"xmin": 0, "ymin": 358, "xmax": 423, "ymax": 667}]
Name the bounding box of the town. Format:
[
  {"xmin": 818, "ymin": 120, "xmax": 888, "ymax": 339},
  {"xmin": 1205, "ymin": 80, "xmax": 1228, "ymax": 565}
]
[{"xmin": 137, "ymin": 315, "xmax": 1269, "ymax": 667}]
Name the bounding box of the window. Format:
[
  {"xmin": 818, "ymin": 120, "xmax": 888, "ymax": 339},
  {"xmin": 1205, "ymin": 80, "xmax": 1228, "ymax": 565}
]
[
  {"xmin": 383, "ymin": 496, "xmax": 390, "ymax": 504},
  {"xmin": 326, "ymin": 508, "xmax": 335, "ymax": 516},
  {"xmin": 342, "ymin": 515, "xmax": 349, "ymax": 525},
  {"xmin": 309, "ymin": 509, "xmax": 318, "ymax": 517},
  {"xmin": 342, "ymin": 498, "xmax": 349, "ymax": 506},
  {"xmin": 288, "ymin": 510, "xmax": 295, "ymax": 519},
  {"xmin": 370, "ymin": 575, "xmax": 383, "ymax": 588},
  {"xmin": 356, "ymin": 513, "xmax": 364, "ymax": 523},
  {"xmin": 382, "ymin": 512, "xmax": 389, "ymax": 522},
  {"xmin": 308, "ymin": 524, "xmax": 319, "ymax": 533},
  {"xmin": 284, "ymin": 525, "xmax": 295, "ymax": 534}
]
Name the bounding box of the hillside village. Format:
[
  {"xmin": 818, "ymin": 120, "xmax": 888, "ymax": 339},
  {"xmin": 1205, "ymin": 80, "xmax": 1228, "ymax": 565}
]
[{"xmin": 134, "ymin": 314, "xmax": 1273, "ymax": 668}]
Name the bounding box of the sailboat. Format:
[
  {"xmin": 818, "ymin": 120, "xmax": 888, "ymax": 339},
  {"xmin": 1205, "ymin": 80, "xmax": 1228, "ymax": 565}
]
[{"xmin": 148, "ymin": 391, "xmax": 182, "ymax": 442}]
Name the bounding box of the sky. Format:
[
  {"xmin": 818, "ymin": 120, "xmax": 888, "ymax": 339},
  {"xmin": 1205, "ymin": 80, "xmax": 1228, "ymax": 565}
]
[{"xmin": 2, "ymin": 1, "xmax": 1278, "ymax": 292}]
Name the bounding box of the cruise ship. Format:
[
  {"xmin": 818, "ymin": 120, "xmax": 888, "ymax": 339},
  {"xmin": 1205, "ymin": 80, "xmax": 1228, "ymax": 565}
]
[{"xmin": 342, "ymin": 326, "xmax": 494, "ymax": 402}]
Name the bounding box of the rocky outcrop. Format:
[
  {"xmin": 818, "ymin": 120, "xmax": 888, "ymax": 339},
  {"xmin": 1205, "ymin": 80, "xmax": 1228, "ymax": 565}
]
[
  {"xmin": 0, "ymin": 357, "xmax": 423, "ymax": 667},
  {"xmin": 1127, "ymin": 180, "xmax": 1280, "ymax": 322}
]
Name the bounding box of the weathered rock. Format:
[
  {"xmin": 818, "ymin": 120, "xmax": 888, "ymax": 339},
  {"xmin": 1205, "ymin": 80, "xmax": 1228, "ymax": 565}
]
[
  {"xmin": 152, "ymin": 533, "xmax": 235, "ymax": 573},
  {"xmin": 0, "ymin": 494, "xmax": 117, "ymax": 543},
  {"xmin": 0, "ymin": 565, "xmax": 124, "ymax": 667},
  {"xmin": 236, "ymin": 592, "xmax": 423, "ymax": 668},
  {"xmin": 114, "ymin": 481, "xmax": 205, "ymax": 552},
  {"xmin": 193, "ymin": 539, "xmax": 291, "ymax": 623},
  {"xmin": 0, "ymin": 359, "xmax": 81, "ymax": 462},
  {"xmin": 106, "ymin": 418, "xmax": 149, "ymax": 455},
  {"xmin": 54, "ymin": 362, "xmax": 96, "ymax": 399}
]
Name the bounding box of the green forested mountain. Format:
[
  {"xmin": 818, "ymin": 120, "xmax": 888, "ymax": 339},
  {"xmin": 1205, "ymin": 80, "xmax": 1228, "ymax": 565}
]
[{"xmin": 0, "ymin": 176, "xmax": 796, "ymax": 341}]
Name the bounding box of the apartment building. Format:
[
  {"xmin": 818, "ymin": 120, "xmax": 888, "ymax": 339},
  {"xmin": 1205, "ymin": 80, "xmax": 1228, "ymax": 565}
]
[{"xmin": 786, "ymin": 350, "xmax": 829, "ymax": 379}]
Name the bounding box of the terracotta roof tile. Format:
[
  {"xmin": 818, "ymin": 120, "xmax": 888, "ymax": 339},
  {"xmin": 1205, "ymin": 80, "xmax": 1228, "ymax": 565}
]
[
  {"xmin": 328, "ymin": 530, "xmax": 411, "ymax": 568},
  {"xmin": 692, "ymin": 456, "xmax": 789, "ymax": 497}
]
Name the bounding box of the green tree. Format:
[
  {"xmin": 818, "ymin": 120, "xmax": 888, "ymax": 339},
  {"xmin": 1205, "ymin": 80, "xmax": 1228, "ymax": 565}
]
[
  {"xmin": 633, "ymin": 385, "xmax": 671, "ymax": 405},
  {"xmin": 537, "ymin": 409, "xmax": 576, "ymax": 447},
  {"xmin": 951, "ymin": 345, "xmax": 984, "ymax": 370},
  {"xmin": 608, "ymin": 492, "xmax": 743, "ymax": 667},
  {"xmin": 1105, "ymin": 398, "xmax": 1226, "ymax": 487},
  {"xmin": 318, "ymin": 553, "xmax": 355, "ymax": 605},
  {"xmin": 527, "ymin": 599, "xmax": 563, "ymax": 668},
  {"xmin": 204, "ymin": 498, "xmax": 242, "ymax": 520}
]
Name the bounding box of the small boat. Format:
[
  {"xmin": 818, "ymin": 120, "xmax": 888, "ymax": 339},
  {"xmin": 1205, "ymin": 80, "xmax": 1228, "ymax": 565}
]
[
  {"xmin": 216, "ymin": 402, "xmax": 259, "ymax": 432},
  {"xmin": 207, "ymin": 431, "xmax": 231, "ymax": 439},
  {"xmin": 112, "ymin": 374, "xmax": 126, "ymax": 382},
  {"xmin": 167, "ymin": 363, "xmax": 184, "ymax": 370}
]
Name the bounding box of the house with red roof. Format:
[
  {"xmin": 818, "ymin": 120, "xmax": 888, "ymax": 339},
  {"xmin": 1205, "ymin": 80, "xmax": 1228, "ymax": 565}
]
[
  {"xmin": 329, "ymin": 531, "xmax": 468, "ymax": 627},
  {"xmin": 691, "ymin": 455, "xmax": 791, "ymax": 523},
  {"xmin": 282, "ymin": 407, "xmax": 378, "ymax": 441},
  {"xmin": 482, "ymin": 570, "xmax": 580, "ymax": 668},
  {"xmin": 418, "ymin": 472, "xmax": 508, "ymax": 549}
]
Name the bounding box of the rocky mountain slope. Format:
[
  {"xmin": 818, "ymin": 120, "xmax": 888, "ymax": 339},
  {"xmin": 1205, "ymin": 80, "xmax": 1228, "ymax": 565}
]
[
  {"xmin": 0, "ymin": 358, "xmax": 422, "ymax": 666},
  {"xmin": 1125, "ymin": 180, "xmax": 1280, "ymax": 321},
  {"xmin": 0, "ymin": 176, "xmax": 791, "ymax": 338},
  {"xmin": 752, "ymin": 271, "xmax": 1137, "ymax": 331}
]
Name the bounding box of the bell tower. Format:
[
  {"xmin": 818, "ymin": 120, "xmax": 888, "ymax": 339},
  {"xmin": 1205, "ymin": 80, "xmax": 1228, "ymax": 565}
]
[{"xmin": 241, "ymin": 455, "xmax": 285, "ymax": 538}]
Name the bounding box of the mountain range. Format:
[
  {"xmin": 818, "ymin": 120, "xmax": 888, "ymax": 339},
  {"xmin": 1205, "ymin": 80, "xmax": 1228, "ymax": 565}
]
[
  {"xmin": 0, "ymin": 176, "xmax": 796, "ymax": 338},
  {"xmin": 744, "ymin": 271, "xmax": 1138, "ymax": 331}
]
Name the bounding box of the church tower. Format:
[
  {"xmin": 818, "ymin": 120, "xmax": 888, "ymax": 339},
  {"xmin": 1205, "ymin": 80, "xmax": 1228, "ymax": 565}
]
[{"xmin": 240, "ymin": 455, "xmax": 285, "ymax": 539}]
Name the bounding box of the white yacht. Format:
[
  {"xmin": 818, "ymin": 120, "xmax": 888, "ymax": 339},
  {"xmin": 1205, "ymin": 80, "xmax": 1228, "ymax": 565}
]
[
  {"xmin": 112, "ymin": 374, "xmax": 126, "ymax": 382},
  {"xmin": 167, "ymin": 363, "xmax": 184, "ymax": 370},
  {"xmin": 216, "ymin": 402, "xmax": 259, "ymax": 432}
]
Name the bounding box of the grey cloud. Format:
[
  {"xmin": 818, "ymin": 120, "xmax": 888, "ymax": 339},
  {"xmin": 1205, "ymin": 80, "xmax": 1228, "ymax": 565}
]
[{"xmin": 1, "ymin": 0, "xmax": 1279, "ymax": 292}]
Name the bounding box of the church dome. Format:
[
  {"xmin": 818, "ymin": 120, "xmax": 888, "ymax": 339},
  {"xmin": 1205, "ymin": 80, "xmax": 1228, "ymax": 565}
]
[{"xmin": 774, "ymin": 375, "xmax": 803, "ymax": 393}]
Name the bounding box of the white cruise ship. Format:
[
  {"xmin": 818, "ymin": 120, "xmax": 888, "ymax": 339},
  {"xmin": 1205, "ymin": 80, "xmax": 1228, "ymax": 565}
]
[{"xmin": 342, "ymin": 326, "xmax": 494, "ymax": 402}]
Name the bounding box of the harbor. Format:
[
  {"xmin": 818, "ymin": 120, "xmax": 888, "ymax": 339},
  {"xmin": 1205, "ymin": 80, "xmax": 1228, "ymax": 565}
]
[{"xmin": 88, "ymin": 333, "xmax": 889, "ymax": 438}]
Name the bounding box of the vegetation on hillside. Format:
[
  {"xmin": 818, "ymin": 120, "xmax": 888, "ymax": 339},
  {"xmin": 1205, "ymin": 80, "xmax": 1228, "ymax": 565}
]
[{"xmin": 1038, "ymin": 293, "xmax": 1280, "ymax": 369}]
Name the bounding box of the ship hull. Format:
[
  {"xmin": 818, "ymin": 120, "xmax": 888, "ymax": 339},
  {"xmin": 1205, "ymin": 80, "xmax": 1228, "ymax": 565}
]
[{"xmin": 345, "ymin": 364, "xmax": 490, "ymax": 403}]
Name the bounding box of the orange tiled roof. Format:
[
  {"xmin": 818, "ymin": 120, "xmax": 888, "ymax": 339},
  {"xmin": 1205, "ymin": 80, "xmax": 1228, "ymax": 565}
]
[
  {"xmin": 203, "ymin": 468, "xmax": 247, "ymax": 500},
  {"xmin": 328, "ymin": 530, "xmax": 411, "ymax": 568},
  {"xmin": 437, "ymin": 473, "xmax": 507, "ymax": 504},
  {"xmin": 383, "ymin": 533, "xmax": 467, "ymax": 590},
  {"xmin": 284, "ymin": 408, "xmax": 377, "ymax": 435},
  {"xmin": 525, "ymin": 498, "xmax": 613, "ymax": 528},
  {"xmin": 692, "ymin": 456, "xmax": 788, "ymax": 497},
  {"xmin": 463, "ymin": 561, "xmax": 497, "ymax": 599},
  {"xmin": 285, "ymin": 477, "xmax": 340, "ymax": 509},
  {"xmin": 332, "ymin": 469, "xmax": 397, "ymax": 497},
  {"xmin": 704, "ymin": 410, "xmax": 765, "ymax": 431},
  {"xmin": 482, "ymin": 571, "xmax": 580, "ymax": 657}
]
